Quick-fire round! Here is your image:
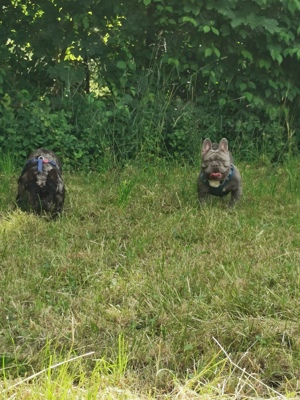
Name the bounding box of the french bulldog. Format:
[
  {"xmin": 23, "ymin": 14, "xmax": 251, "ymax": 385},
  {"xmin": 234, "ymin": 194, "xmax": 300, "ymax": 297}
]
[
  {"xmin": 197, "ymin": 138, "xmax": 242, "ymax": 206},
  {"xmin": 16, "ymin": 148, "xmax": 65, "ymax": 217}
]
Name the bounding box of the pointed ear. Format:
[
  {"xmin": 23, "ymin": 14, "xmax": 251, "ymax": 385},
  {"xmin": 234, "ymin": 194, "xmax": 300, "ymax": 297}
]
[
  {"xmin": 202, "ymin": 138, "xmax": 212, "ymax": 155},
  {"xmin": 219, "ymin": 138, "xmax": 229, "ymax": 153}
]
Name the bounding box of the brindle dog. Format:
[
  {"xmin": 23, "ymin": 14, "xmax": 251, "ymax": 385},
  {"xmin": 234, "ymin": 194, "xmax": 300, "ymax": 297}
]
[
  {"xmin": 197, "ymin": 138, "xmax": 242, "ymax": 207},
  {"xmin": 16, "ymin": 148, "xmax": 65, "ymax": 217}
]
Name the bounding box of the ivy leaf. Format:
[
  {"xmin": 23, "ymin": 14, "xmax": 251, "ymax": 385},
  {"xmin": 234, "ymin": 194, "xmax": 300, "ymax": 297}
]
[
  {"xmin": 143, "ymin": 0, "xmax": 151, "ymax": 5},
  {"xmin": 203, "ymin": 25, "xmax": 211, "ymax": 33}
]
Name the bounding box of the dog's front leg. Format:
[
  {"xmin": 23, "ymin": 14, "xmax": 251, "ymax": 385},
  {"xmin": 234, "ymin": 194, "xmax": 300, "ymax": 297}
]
[{"xmin": 229, "ymin": 187, "xmax": 242, "ymax": 207}]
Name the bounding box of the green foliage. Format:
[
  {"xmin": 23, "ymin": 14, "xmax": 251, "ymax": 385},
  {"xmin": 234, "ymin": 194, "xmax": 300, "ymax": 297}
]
[{"xmin": 1, "ymin": 0, "xmax": 300, "ymax": 165}]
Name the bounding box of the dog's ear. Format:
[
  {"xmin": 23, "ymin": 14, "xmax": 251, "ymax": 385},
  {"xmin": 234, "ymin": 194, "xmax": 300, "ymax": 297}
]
[
  {"xmin": 17, "ymin": 176, "xmax": 27, "ymax": 196},
  {"xmin": 219, "ymin": 138, "xmax": 229, "ymax": 153},
  {"xmin": 202, "ymin": 138, "xmax": 212, "ymax": 156},
  {"xmin": 47, "ymin": 168, "xmax": 59, "ymax": 184},
  {"xmin": 18, "ymin": 169, "xmax": 36, "ymax": 189}
]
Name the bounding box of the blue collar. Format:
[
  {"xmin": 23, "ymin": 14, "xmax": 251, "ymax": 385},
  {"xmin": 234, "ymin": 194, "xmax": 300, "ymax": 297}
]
[
  {"xmin": 26, "ymin": 156, "xmax": 58, "ymax": 173},
  {"xmin": 200, "ymin": 164, "xmax": 234, "ymax": 197}
]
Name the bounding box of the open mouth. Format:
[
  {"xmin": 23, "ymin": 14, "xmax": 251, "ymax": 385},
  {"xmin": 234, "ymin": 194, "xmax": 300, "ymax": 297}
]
[{"xmin": 209, "ymin": 172, "xmax": 223, "ymax": 180}]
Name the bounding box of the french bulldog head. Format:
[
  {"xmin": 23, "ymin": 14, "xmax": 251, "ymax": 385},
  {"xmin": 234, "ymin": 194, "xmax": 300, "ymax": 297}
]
[{"xmin": 201, "ymin": 138, "xmax": 233, "ymax": 182}]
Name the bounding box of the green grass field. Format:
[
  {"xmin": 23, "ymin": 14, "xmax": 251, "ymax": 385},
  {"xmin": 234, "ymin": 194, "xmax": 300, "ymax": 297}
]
[{"xmin": 1, "ymin": 158, "xmax": 300, "ymax": 399}]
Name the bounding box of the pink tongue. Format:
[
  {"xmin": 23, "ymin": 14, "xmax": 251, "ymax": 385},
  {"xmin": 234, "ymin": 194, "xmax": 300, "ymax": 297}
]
[{"xmin": 210, "ymin": 172, "xmax": 222, "ymax": 178}]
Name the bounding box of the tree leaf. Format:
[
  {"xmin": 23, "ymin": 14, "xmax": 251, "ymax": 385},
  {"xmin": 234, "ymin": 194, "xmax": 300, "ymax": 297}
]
[
  {"xmin": 213, "ymin": 46, "xmax": 220, "ymax": 58},
  {"xmin": 205, "ymin": 48, "xmax": 213, "ymax": 57},
  {"xmin": 167, "ymin": 58, "xmax": 179, "ymax": 66},
  {"xmin": 263, "ymin": 18, "xmax": 279, "ymax": 33},
  {"xmin": 269, "ymin": 46, "xmax": 283, "ymax": 64},
  {"xmin": 239, "ymin": 83, "xmax": 247, "ymax": 91},
  {"xmin": 182, "ymin": 16, "xmax": 197, "ymax": 27},
  {"xmin": 258, "ymin": 59, "xmax": 271, "ymax": 69},
  {"xmin": 241, "ymin": 50, "xmax": 253, "ymax": 61},
  {"xmin": 117, "ymin": 61, "xmax": 127, "ymax": 69},
  {"xmin": 82, "ymin": 16, "xmax": 89, "ymax": 30},
  {"xmin": 211, "ymin": 27, "xmax": 219, "ymax": 36},
  {"xmin": 244, "ymin": 92, "xmax": 253, "ymax": 102}
]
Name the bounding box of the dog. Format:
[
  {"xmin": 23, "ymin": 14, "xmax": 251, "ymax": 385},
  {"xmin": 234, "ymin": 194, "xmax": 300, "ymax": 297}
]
[
  {"xmin": 197, "ymin": 138, "xmax": 242, "ymax": 206},
  {"xmin": 16, "ymin": 148, "xmax": 65, "ymax": 217}
]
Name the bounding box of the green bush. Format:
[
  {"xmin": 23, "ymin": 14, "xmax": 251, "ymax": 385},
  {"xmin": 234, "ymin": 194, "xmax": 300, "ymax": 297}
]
[{"xmin": 2, "ymin": 0, "xmax": 300, "ymax": 166}]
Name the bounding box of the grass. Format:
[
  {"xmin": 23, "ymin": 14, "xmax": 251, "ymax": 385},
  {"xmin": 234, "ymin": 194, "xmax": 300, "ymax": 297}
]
[{"xmin": 1, "ymin": 157, "xmax": 300, "ymax": 399}]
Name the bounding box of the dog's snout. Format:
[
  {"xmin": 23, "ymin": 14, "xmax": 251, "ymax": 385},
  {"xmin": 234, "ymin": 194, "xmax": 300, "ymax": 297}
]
[{"xmin": 212, "ymin": 162, "xmax": 220, "ymax": 171}]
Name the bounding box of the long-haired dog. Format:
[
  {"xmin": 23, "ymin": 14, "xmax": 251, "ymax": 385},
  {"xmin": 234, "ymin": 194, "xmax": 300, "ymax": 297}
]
[{"xmin": 16, "ymin": 148, "xmax": 65, "ymax": 217}]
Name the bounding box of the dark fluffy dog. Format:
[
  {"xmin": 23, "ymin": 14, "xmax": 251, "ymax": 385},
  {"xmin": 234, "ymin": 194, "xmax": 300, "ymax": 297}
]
[{"xmin": 16, "ymin": 148, "xmax": 65, "ymax": 217}]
